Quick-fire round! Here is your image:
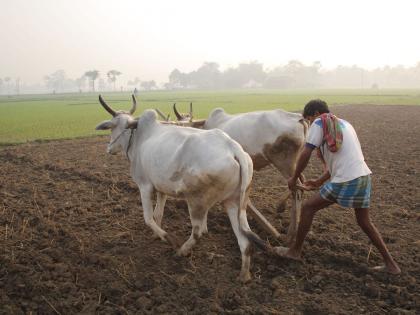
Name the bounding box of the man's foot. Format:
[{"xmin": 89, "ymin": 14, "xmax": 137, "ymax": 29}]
[
  {"xmin": 371, "ymin": 264, "xmax": 401, "ymax": 275},
  {"xmin": 273, "ymin": 246, "xmax": 302, "ymax": 261}
]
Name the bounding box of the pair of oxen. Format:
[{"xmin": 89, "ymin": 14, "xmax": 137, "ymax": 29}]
[{"xmin": 95, "ymin": 95, "xmax": 309, "ymax": 282}]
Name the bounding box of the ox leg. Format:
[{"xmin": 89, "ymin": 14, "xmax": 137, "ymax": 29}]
[
  {"xmin": 266, "ymin": 155, "xmax": 296, "ymax": 212},
  {"xmin": 224, "ymin": 200, "xmax": 252, "ymax": 283},
  {"xmin": 153, "ymin": 192, "xmax": 167, "ymax": 228},
  {"xmin": 177, "ymin": 202, "xmax": 207, "ymax": 256},
  {"xmin": 139, "ymin": 187, "xmax": 168, "ymax": 241},
  {"xmin": 201, "ymin": 211, "xmax": 209, "ymax": 235}
]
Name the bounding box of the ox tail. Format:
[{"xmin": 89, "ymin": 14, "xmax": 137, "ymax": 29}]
[{"xmin": 232, "ymin": 143, "xmax": 273, "ymax": 253}]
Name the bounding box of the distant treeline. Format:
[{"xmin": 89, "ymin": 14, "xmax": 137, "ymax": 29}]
[
  {"xmin": 2, "ymin": 60, "xmax": 420, "ymax": 95},
  {"xmin": 165, "ymin": 61, "xmax": 420, "ymax": 90}
]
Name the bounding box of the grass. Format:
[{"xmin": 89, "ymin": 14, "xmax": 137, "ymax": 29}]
[{"xmin": 1, "ymin": 89, "xmax": 419, "ymax": 145}]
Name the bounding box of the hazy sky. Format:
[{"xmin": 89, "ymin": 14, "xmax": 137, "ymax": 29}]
[{"xmin": 1, "ymin": 0, "xmax": 419, "ymax": 84}]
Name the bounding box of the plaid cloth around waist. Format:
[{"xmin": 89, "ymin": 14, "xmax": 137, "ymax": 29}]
[{"xmin": 320, "ymin": 175, "xmax": 371, "ymax": 208}]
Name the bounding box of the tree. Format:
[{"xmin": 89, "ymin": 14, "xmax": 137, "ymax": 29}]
[
  {"xmin": 107, "ymin": 70, "xmax": 122, "ymax": 91},
  {"xmin": 75, "ymin": 76, "xmax": 87, "ymax": 92},
  {"xmin": 98, "ymin": 78, "xmax": 106, "ymax": 91},
  {"xmin": 221, "ymin": 67, "xmax": 241, "ymax": 88},
  {"xmin": 84, "ymin": 70, "xmax": 100, "ymax": 92},
  {"xmin": 15, "ymin": 78, "xmax": 20, "ymax": 95},
  {"xmin": 44, "ymin": 70, "xmax": 66, "ymax": 93},
  {"xmin": 4, "ymin": 77, "xmax": 11, "ymax": 96},
  {"xmin": 265, "ymin": 60, "xmax": 322, "ymax": 88},
  {"xmin": 0, "ymin": 78, "xmax": 3, "ymax": 94},
  {"xmin": 140, "ymin": 80, "xmax": 156, "ymax": 91},
  {"xmin": 222, "ymin": 61, "xmax": 266, "ymax": 88},
  {"xmin": 127, "ymin": 77, "xmax": 141, "ymax": 87},
  {"xmin": 237, "ymin": 61, "xmax": 266, "ymax": 86},
  {"xmin": 169, "ymin": 69, "xmax": 188, "ymax": 88},
  {"xmin": 192, "ymin": 62, "xmax": 221, "ymax": 89}
]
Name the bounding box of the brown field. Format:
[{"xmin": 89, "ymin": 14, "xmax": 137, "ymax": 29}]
[{"xmin": 1, "ymin": 105, "xmax": 419, "ymax": 314}]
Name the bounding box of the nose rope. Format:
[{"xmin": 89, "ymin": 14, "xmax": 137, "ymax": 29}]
[
  {"xmin": 108, "ymin": 129, "xmax": 135, "ymax": 161},
  {"xmin": 126, "ymin": 129, "xmax": 134, "ymax": 160},
  {"xmin": 108, "ymin": 129, "xmax": 129, "ymax": 147}
]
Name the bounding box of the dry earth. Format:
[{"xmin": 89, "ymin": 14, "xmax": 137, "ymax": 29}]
[{"xmin": 0, "ymin": 105, "xmax": 419, "ymax": 314}]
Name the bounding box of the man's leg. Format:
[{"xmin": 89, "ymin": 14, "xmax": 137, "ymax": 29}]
[
  {"xmin": 276, "ymin": 193, "xmax": 333, "ymax": 260},
  {"xmin": 354, "ymin": 207, "xmax": 401, "ymax": 274}
]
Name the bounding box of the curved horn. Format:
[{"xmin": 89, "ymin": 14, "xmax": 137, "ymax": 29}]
[
  {"xmin": 189, "ymin": 102, "xmax": 193, "ymax": 121},
  {"xmin": 129, "ymin": 94, "xmax": 137, "ymax": 115},
  {"xmin": 126, "ymin": 119, "xmax": 139, "ymax": 129},
  {"xmin": 173, "ymin": 103, "xmax": 182, "ymax": 120},
  {"xmin": 99, "ymin": 95, "xmax": 116, "ymax": 117},
  {"xmin": 155, "ymin": 108, "xmax": 169, "ymax": 121}
]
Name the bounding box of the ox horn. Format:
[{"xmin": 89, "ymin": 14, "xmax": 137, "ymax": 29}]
[
  {"xmin": 173, "ymin": 103, "xmax": 182, "ymax": 120},
  {"xmin": 189, "ymin": 102, "xmax": 193, "ymax": 121},
  {"xmin": 126, "ymin": 119, "xmax": 139, "ymax": 129},
  {"xmin": 129, "ymin": 94, "xmax": 137, "ymax": 115},
  {"xmin": 155, "ymin": 108, "xmax": 169, "ymax": 121},
  {"xmin": 99, "ymin": 95, "xmax": 116, "ymax": 117}
]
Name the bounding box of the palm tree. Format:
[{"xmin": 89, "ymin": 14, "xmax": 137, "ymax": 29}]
[
  {"xmin": 4, "ymin": 77, "xmax": 11, "ymax": 96},
  {"xmin": 84, "ymin": 70, "xmax": 100, "ymax": 92},
  {"xmin": 107, "ymin": 70, "xmax": 122, "ymax": 91}
]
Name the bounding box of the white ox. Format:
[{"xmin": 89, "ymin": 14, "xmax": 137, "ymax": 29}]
[
  {"xmin": 170, "ymin": 104, "xmax": 309, "ymax": 244},
  {"xmin": 95, "ymin": 95, "xmax": 268, "ymax": 282}
]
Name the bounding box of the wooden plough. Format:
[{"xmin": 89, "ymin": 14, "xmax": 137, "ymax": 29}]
[{"xmin": 246, "ymin": 184, "xmax": 315, "ymax": 239}]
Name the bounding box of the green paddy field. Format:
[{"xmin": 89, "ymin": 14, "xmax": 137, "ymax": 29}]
[{"xmin": 1, "ymin": 89, "xmax": 419, "ymax": 144}]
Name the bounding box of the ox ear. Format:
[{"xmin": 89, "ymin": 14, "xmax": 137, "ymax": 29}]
[{"xmin": 95, "ymin": 120, "xmax": 115, "ymax": 130}]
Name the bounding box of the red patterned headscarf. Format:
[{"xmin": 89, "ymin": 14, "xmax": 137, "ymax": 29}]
[{"xmin": 320, "ymin": 113, "xmax": 343, "ymax": 152}]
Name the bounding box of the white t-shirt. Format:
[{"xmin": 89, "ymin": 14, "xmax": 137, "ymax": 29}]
[{"xmin": 306, "ymin": 118, "xmax": 371, "ymax": 183}]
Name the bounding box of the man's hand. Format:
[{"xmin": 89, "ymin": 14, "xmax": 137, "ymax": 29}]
[
  {"xmin": 304, "ymin": 179, "xmax": 322, "ymax": 189},
  {"xmin": 288, "ymin": 176, "xmax": 298, "ymax": 191},
  {"xmin": 287, "ymin": 146, "xmax": 314, "ymax": 191},
  {"xmin": 304, "ymin": 171, "xmax": 330, "ymax": 190}
]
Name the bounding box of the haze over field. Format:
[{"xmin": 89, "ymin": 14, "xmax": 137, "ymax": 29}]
[{"xmin": 1, "ymin": 0, "xmax": 420, "ymax": 93}]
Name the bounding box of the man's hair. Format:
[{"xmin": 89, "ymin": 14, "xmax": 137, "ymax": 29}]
[{"xmin": 302, "ymin": 99, "xmax": 330, "ymax": 118}]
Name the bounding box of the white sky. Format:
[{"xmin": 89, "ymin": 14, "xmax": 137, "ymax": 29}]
[{"xmin": 1, "ymin": 0, "xmax": 419, "ymax": 84}]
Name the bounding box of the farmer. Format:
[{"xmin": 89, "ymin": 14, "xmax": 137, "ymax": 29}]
[{"xmin": 275, "ymin": 99, "xmax": 401, "ymax": 275}]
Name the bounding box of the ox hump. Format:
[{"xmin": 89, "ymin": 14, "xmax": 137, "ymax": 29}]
[
  {"xmin": 139, "ymin": 110, "xmax": 157, "ymax": 123},
  {"xmin": 209, "ymin": 107, "xmax": 226, "ymax": 118},
  {"xmin": 206, "ymin": 108, "xmax": 228, "ymax": 128}
]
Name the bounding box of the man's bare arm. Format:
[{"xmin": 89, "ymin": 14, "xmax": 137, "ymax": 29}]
[{"xmin": 288, "ymin": 146, "xmax": 313, "ymax": 189}]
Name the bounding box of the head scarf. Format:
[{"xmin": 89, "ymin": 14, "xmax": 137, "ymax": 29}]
[{"xmin": 320, "ymin": 113, "xmax": 343, "ymax": 152}]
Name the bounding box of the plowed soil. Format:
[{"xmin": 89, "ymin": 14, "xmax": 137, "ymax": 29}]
[{"xmin": 1, "ymin": 105, "xmax": 419, "ymax": 314}]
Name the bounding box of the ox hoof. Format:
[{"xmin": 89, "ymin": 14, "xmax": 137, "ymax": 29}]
[
  {"xmin": 176, "ymin": 247, "xmax": 191, "ymax": 257},
  {"xmin": 152, "ymin": 233, "xmax": 162, "ymax": 240},
  {"xmin": 273, "ymin": 246, "xmax": 302, "ymax": 262},
  {"xmin": 371, "ymin": 265, "xmax": 401, "ymax": 275},
  {"xmin": 238, "ymin": 271, "xmax": 252, "ymax": 283},
  {"xmin": 165, "ymin": 233, "xmax": 181, "ymax": 250}
]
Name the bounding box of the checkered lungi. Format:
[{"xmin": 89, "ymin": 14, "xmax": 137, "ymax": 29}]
[{"xmin": 319, "ymin": 175, "xmax": 371, "ymax": 208}]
